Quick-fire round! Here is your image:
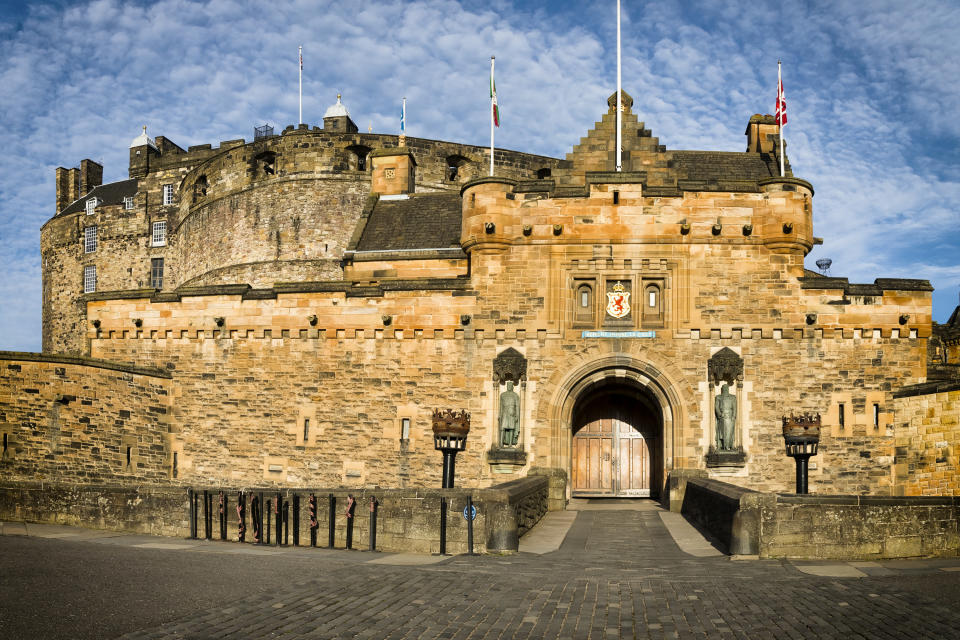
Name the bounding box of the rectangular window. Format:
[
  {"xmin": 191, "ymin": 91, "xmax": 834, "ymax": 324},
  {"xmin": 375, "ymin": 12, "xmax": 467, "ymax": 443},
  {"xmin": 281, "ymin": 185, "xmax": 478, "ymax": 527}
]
[
  {"xmin": 838, "ymin": 403, "xmax": 845, "ymax": 428},
  {"xmin": 150, "ymin": 258, "xmax": 164, "ymax": 289},
  {"xmin": 162, "ymin": 184, "xmax": 174, "ymax": 205},
  {"xmin": 123, "ymin": 196, "xmax": 134, "ymax": 210},
  {"xmin": 85, "ymin": 198, "xmax": 97, "ymax": 215},
  {"xmin": 84, "ymin": 226, "xmax": 97, "ymax": 253},
  {"xmin": 873, "ymin": 403, "xmax": 880, "ymax": 428},
  {"xmin": 401, "ymin": 417, "xmax": 411, "ymax": 440},
  {"xmin": 303, "ymin": 418, "xmax": 310, "ymax": 442},
  {"xmin": 152, "ymin": 221, "xmax": 167, "ymax": 247},
  {"xmin": 83, "ymin": 265, "xmax": 96, "ymax": 293}
]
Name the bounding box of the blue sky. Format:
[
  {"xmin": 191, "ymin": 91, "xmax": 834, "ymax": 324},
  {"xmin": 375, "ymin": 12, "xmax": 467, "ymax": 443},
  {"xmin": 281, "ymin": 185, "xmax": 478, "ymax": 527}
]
[{"xmin": 1, "ymin": 0, "xmax": 958, "ymax": 352}]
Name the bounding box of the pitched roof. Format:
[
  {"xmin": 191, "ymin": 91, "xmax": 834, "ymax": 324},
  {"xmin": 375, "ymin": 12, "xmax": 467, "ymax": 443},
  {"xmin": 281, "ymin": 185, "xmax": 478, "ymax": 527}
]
[
  {"xmin": 60, "ymin": 179, "xmax": 138, "ymax": 216},
  {"xmin": 355, "ymin": 193, "xmax": 462, "ymax": 251}
]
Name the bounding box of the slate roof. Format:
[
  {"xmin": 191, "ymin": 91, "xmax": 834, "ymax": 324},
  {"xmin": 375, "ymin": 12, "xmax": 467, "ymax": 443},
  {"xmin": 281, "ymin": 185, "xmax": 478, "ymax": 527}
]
[
  {"xmin": 60, "ymin": 179, "xmax": 138, "ymax": 216},
  {"xmin": 669, "ymin": 150, "xmax": 784, "ymax": 186},
  {"xmin": 355, "ymin": 193, "xmax": 462, "ymax": 252}
]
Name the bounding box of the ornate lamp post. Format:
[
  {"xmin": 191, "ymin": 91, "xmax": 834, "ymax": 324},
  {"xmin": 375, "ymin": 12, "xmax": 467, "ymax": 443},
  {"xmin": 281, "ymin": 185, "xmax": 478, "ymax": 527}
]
[
  {"xmin": 432, "ymin": 409, "xmax": 471, "ymax": 488},
  {"xmin": 781, "ymin": 414, "xmax": 821, "ymax": 494}
]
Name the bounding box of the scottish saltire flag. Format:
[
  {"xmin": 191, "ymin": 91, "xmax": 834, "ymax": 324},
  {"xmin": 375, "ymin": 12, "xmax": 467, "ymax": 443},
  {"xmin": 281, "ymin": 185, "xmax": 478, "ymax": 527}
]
[{"xmin": 400, "ymin": 100, "xmax": 405, "ymax": 132}]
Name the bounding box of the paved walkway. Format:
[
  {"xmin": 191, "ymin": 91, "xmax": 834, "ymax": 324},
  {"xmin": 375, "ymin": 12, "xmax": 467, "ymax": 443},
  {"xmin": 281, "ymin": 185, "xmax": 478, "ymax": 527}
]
[{"xmin": 3, "ymin": 500, "xmax": 960, "ymax": 639}]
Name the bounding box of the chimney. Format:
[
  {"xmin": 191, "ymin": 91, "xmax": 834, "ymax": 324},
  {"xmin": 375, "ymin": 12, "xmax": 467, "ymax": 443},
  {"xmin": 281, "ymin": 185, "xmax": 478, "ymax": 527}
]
[
  {"xmin": 745, "ymin": 114, "xmax": 779, "ymax": 153},
  {"xmin": 370, "ymin": 148, "xmax": 416, "ymax": 195},
  {"xmin": 55, "ymin": 166, "xmax": 80, "ymax": 214},
  {"xmin": 79, "ymin": 159, "xmax": 103, "ymax": 197}
]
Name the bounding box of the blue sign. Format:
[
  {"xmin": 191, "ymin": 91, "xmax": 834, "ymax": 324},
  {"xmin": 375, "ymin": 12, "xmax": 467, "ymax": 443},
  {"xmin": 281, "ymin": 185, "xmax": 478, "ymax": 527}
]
[
  {"xmin": 463, "ymin": 504, "xmax": 477, "ymax": 521},
  {"xmin": 581, "ymin": 330, "xmax": 656, "ymax": 339}
]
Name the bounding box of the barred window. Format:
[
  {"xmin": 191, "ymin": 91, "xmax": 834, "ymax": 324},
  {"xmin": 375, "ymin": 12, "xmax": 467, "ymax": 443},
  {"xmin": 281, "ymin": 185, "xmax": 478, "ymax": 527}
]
[
  {"xmin": 83, "ymin": 265, "xmax": 96, "ymax": 293},
  {"xmin": 162, "ymin": 184, "xmax": 174, "ymax": 205},
  {"xmin": 84, "ymin": 226, "xmax": 97, "ymax": 253},
  {"xmin": 123, "ymin": 196, "xmax": 134, "ymax": 210},
  {"xmin": 151, "ymin": 258, "xmax": 164, "ymax": 289},
  {"xmin": 152, "ymin": 221, "xmax": 167, "ymax": 247}
]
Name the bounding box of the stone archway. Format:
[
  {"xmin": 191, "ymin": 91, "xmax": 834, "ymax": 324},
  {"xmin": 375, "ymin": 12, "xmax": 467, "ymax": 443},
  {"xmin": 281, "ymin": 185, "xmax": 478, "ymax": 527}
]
[{"xmin": 543, "ymin": 356, "xmax": 685, "ymax": 501}]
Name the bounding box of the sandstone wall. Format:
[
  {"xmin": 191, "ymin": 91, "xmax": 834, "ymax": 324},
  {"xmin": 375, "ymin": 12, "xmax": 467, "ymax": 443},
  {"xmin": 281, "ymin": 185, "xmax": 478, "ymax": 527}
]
[
  {"xmin": 893, "ymin": 382, "xmax": 960, "ymax": 495},
  {"xmin": 0, "ymin": 353, "xmax": 172, "ymax": 483}
]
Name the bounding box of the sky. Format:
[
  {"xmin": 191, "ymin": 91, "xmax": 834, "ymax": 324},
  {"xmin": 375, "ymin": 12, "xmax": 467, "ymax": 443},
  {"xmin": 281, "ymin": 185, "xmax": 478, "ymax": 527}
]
[{"xmin": 0, "ymin": 0, "xmax": 958, "ymax": 352}]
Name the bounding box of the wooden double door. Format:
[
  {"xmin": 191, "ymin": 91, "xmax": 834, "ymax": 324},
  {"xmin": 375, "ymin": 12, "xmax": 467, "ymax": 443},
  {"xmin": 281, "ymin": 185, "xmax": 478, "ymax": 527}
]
[{"xmin": 572, "ymin": 410, "xmax": 654, "ymax": 497}]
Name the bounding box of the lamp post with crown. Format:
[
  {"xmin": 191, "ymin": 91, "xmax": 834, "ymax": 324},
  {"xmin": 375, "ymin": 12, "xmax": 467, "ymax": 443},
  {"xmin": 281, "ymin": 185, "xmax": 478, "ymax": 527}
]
[
  {"xmin": 432, "ymin": 409, "xmax": 471, "ymax": 489},
  {"xmin": 781, "ymin": 414, "xmax": 821, "ymax": 494}
]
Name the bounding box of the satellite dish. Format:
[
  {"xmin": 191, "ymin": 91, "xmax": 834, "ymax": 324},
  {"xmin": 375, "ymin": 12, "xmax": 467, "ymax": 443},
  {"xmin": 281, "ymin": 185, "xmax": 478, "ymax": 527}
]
[{"xmin": 815, "ymin": 258, "xmax": 832, "ymax": 275}]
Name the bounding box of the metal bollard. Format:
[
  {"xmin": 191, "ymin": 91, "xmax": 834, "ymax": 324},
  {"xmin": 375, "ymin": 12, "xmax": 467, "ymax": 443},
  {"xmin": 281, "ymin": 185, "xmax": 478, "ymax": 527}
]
[
  {"xmin": 327, "ymin": 494, "xmax": 336, "ymax": 548},
  {"xmin": 219, "ymin": 491, "xmax": 227, "ymax": 541},
  {"xmin": 258, "ymin": 492, "xmax": 264, "ymax": 544},
  {"xmin": 188, "ymin": 489, "xmax": 197, "ymax": 539},
  {"xmin": 203, "ymin": 491, "xmax": 212, "ymax": 540},
  {"xmin": 345, "ymin": 495, "xmax": 356, "ymax": 550},
  {"xmin": 251, "ymin": 494, "xmax": 261, "ymax": 544},
  {"xmin": 266, "ymin": 499, "xmax": 272, "ymax": 545},
  {"xmin": 368, "ymin": 496, "xmax": 378, "ymax": 552},
  {"xmin": 283, "ymin": 500, "xmax": 289, "ymax": 546},
  {"xmin": 292, "ymin": 495, "xmax": 300, "ymax": 547},
  {"xmin": 237, "ymin": 492, "xmax": 246, "ymax": 543},
  {"xmin": 466, "ymin": 495, "xmax": 475, "ymax": 556},
  {"xmin": 439, "ymin": 497, "xmax": 447, "ymax": 555},
  {"xmin": 275, "ymin": 492, "xmax": 282, "ymax": 546},
  {"xmin": 309, "ymin": 494, "xmax": 318, "ymax": 547}
]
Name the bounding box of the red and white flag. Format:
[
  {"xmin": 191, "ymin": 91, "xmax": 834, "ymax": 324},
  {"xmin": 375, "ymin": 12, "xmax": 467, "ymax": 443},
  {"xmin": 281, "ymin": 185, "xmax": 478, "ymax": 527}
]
[
  {"xmin": 776, "ymin": 61, "xmax": 787, "ymax": 127},
  {"xmin": 490, "ymin": 58, "xmax": 500, "ymax": 127}
]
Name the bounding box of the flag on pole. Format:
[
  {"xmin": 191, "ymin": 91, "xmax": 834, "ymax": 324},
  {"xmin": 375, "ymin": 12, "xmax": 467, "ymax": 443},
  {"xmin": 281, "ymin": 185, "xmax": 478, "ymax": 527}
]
[
  {"xmin": 400, "ymin": 98, "xmax": 405, "ymax": 133},
  {"xmin": 299, "ymin": 49, "xmax": 303, "ymax": 70},
  {"xmin": 490, "ymin": 62, "xmax": 500, "ymax": 127},
  {"xmin": 776, "ymin": 62, "xmax": 787, "ymax": 127}
]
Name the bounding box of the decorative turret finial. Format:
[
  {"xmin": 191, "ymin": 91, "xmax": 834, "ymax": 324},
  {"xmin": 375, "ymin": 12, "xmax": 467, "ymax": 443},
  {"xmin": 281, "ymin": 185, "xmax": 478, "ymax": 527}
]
[{"xmin": 142, "ymin": 125, "xmax": 147, "ymax": 134}]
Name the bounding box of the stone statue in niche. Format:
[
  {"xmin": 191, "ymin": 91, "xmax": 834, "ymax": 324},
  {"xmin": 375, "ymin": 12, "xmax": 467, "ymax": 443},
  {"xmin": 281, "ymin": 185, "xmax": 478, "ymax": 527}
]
[
  {"xmin": 498, "ymin": 381, "xmax": 520, "ymax": 447},
  {"xmin": 714, "ymin": 383, "xmax": 737, "ymax": 451}
]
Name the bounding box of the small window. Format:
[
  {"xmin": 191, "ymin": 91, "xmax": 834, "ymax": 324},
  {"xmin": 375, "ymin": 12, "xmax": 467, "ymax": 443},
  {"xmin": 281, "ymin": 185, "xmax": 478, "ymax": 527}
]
[
  {"xmin": 613, "ymin": 191, "xmax": 620, "ymax": 205},
  {"xmin": 85, "ymin": 198, "xmax": 97, "ymax": 215},
  {"xmin": 648, "ymin": 290, "xmax": 656, "ymax": 308},
  {"xmin": 84, "ymin": 226, "xmax": 97, "ymax": 253},
  {"xmin": 162, "ymin": 184, "xmax": 174, "ymax": 205},
  {"xmin": 2, "ymin": 432, "xmax": 7, "ymax": 458},
  {"xmin": 574, "ymin": 283, "xmax": 595, "ymax": 325},
  {"xmin": 123, "ymin": 196, "xmax": 134, "ymax": 210},
  {"xmin": 152, "ymin": 221, "xmax": 167, "ymax": 247},
  {"xmin": 193, "ymin": 176, "xmax": 208, "ymax": 202},
  {"xmin": 83, "ymin": 265, "xmax": 96, "ymax": 293},
  {"xmin": 126, "ymin": 445, "xmax": 132, "ymax": 467},
  {"xmin": 255, "ymin": 151, "xmax": 276, "ymax": 176},
  {"xmin": 401, "ymin": 417, "xmax": 411, "ymax": 440},
  {"xmin": 172, "ymin": 452, "xmax": 178, "ymax": 478},
  {"xmin": 303, "ymin": 418, "xmax": 310, "ymax": 441},
  {"xmin": 838, "ymin": 403, "xmax": 845, "ymax": 427},
  {"xmin": 150, "ymin": 258, "xmax": 164, "ymax": 289},
  {"xmin": 873, "ymin": 403, "xmax": 880, "ymax": 428}
]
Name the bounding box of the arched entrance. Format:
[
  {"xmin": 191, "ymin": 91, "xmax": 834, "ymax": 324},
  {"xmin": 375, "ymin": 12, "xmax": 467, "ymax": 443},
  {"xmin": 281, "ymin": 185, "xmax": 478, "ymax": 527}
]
[
  {"xmin": 544, "ymin": 356, "xmax": 683, "ymax": 502},
  {"xmin": 571, "ymin": 382, "xmax": 662, "ymax": 497}
]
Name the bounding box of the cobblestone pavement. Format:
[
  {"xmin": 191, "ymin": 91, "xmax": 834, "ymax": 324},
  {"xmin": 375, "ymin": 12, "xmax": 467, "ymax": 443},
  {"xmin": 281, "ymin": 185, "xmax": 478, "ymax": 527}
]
[{"xmin": 3, "ymin": 504, "xmax": 960, "ymax": 639}]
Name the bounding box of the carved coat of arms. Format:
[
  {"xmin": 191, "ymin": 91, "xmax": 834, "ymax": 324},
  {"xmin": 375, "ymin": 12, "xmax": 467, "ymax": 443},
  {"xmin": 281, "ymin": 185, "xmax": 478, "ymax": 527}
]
[{"xmin": 605, "ymin": 281, "xmax": 630, "ymax": 319}]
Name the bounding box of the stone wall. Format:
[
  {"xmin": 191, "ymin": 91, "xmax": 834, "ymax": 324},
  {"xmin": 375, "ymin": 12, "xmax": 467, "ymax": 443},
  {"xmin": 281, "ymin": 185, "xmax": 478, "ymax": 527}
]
[
  {"xmin": 758, "ymin": 493, "xmax": 960, "ymax": 559},
  {"xmin": 893, "ymin": 381, "xmax": 960, "ymax": 495},
  {"xmin": 0, "ymin": 476, "xmax": 548, "ymax": 554},
  {"xmin": 42, "ymin": 128, "xmax": 558, "ymax": 355},
  {"xmin": 678, "ymin": 477, "xmax": 959, "ymax": 559},
  {"xmin": 0, "ymin": 352, "xmax": 172, "ymax": 483}
]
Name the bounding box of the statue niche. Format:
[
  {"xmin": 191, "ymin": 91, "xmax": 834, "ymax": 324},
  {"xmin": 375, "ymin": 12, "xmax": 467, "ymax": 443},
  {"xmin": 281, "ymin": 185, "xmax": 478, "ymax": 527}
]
[
  {"xmin": 488, "ymin": 348, "xmax": 528, "ymax": 470},
  {"xmin": 706, "ymin": 348, "xmax": 746, "ymax": 467}
]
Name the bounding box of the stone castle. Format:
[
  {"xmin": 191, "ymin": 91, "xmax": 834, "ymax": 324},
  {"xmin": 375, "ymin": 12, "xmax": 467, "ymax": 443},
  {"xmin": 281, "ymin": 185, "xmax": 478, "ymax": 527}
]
[{"xmin": 4, "ymin": 90, "xmax": 959, "ymax": 504}]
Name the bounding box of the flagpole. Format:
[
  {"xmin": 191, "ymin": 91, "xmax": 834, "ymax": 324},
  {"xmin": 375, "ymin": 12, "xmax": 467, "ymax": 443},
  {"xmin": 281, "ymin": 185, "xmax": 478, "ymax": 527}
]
[
  {"xmin": 616, "ymin": 0, "xmax": 622, "ymax": 172},
  {"xmin": 298, "ymin": 46, "xmax": 303, "ymax": 125},
  {"xmin": 490, "ymin": 56, "xmax": 495, "ymax": 177},
  {"xmin": 778, "ymin": 60, "xmax": 784, "ymax": 178}
]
